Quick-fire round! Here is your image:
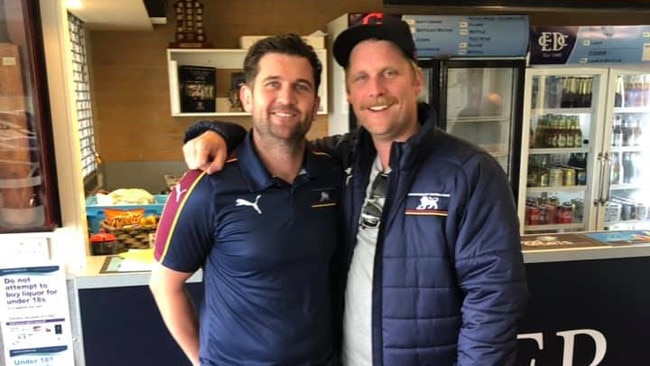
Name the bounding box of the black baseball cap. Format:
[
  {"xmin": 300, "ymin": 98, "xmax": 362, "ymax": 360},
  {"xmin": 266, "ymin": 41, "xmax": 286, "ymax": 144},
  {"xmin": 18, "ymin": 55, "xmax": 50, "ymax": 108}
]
[{"xmin": 333, "ymin": 13, "xmax": 417, "ymax": 68}]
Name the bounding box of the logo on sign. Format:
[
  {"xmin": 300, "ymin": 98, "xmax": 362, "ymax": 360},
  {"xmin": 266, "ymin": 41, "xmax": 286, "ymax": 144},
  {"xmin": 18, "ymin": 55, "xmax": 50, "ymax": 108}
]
[
  {"xmin": 538, "ymin": 32, "xmax": 569, "ymax": 52},
  {"xmin": 518, "ymin": 328, "xmax": 607, "ymax": 366}
]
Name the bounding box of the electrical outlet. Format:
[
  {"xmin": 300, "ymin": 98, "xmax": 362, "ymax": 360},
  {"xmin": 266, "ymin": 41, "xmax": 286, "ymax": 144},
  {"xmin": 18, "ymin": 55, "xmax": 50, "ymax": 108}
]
[{"xmin": 0, "ymin": 237, "xmax": 50, "ymax": 264}]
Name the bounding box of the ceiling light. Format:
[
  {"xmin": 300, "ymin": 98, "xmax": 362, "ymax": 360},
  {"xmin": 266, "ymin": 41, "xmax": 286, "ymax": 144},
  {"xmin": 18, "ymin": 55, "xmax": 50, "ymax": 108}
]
[{"xmin": 67, "ymin": 0, "xmax": 83, "ymax": 10}]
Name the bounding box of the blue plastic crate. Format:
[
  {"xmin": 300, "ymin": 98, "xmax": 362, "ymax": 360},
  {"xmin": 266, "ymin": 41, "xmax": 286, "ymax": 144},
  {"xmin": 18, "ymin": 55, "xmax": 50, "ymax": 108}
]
[{"xmin": 85, "ymin": 194, "xmax": 168, "ymax": 233}]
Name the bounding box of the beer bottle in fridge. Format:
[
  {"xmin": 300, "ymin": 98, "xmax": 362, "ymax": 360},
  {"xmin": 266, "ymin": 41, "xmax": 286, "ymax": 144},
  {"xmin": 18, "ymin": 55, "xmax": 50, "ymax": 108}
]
[
  {"xmin": 632, "ymin": 119, "xmax": 642, "ymax": 146},
  {"xmin": 573, "ymin": 116, "xmax": 583, "ymax": 147},
  {"xmin": 539, "ymin": 155, "xmax": 550, "ymax": 187},
  {"xmin": 611, "ymin": 153, "xmax": 621, "ymax": 185},
  {"xmin": 555, "ymin": 116, "xmax": 573, "ymax": 147},
  {"xmin": 615, "ymin": 76, "xmax": 624, "ymax": 107},
  {"xmin": 612, "ymin": 115, "xmax": 623, "ymax": 146},
  {"xmin": 622, "ymin": 119, "xmax": 633, "ymax": 146},
  {"xmin": 582, "ymin": 77, "xmax": 594, "ymax": 108},
  {"xmin": 622, "ymin": 152, "xmax": 634, "ymax": 183}
]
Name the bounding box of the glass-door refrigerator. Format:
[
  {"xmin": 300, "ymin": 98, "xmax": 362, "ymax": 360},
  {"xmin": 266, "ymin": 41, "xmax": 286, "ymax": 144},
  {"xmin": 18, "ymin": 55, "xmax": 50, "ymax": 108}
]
[
  {"xmin": 419, "ymin": 58, "xmax": 526, "ymax": 198},
  {"xmin": 518, "ymin": 68, "xmax": 606, "ymax": 235},
  {"xmin": 600, "ymin": 70, "xmax": 650, "ymax": 231},
  {"xmin": 518, "ymin": 68, "xmax": 650, "ymax": 235}
]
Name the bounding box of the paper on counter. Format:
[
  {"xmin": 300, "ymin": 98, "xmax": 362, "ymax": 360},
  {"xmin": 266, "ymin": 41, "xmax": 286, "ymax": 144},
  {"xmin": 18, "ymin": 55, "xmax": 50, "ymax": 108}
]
[{"xmin": 117, "ymin": 248, "xmax": 154, "ymax": 272}]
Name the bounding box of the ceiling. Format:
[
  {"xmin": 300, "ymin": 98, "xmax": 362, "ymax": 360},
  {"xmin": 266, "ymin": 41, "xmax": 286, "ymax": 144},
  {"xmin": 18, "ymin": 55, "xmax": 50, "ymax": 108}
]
[{"xmin": 67, "ymin": 0, "xmax": 164, "ymax": 31}]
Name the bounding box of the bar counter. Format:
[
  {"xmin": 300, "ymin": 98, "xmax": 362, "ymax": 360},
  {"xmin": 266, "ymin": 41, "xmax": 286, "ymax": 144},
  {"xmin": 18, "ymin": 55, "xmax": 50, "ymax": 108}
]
[
  {"xmin": 75, "ymin": 254, "xmax": 202, "ymax": 289},
  {"xmin": 74, "ymin": 255, "xmax": 203, "ymax": 366},
  {"xmin": 73, "ymin": 230, "xmax": 650, "ymax": 365}
]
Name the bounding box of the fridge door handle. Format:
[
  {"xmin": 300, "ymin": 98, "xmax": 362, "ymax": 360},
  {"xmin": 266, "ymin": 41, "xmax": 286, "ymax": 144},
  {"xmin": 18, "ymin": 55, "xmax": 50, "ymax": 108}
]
[
  {"xmin": 600, "ymin": 152, "xmax": 612, "ymax": 205},
  {"xmin": 594, "ymin": 152, "xmax": 606, "ymax": 206}
]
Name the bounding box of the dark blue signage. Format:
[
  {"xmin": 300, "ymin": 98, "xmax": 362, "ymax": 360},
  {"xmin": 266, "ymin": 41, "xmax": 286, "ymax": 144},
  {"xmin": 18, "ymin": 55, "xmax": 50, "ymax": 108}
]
[
  {"xmin": 519, "ymin": 256, "xmax": 650, "ymax": 365},
  {"xmin": 530, "ymin": 25, "xmax": 650, "ymax": 65}
]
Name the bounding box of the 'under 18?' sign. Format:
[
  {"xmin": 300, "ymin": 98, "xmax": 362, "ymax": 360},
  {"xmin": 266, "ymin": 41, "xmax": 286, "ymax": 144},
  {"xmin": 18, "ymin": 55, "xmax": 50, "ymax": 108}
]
[{"xmin": 0, "ymin": 265, "xmax": 74, "ymax": 366}]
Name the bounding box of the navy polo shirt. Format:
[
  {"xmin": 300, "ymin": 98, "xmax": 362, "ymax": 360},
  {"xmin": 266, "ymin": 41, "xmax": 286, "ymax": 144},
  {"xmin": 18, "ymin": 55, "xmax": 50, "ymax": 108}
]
[{"xmin": 155, "ymin": 132, "xmax": 343, "ymax": 365}]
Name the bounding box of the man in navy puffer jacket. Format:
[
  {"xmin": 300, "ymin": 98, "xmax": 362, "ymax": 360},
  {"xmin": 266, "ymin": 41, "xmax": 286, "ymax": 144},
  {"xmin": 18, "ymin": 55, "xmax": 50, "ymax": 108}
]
[{"xmin": 182, "ymin": 13, "xmax": 528, "ymax": 366}]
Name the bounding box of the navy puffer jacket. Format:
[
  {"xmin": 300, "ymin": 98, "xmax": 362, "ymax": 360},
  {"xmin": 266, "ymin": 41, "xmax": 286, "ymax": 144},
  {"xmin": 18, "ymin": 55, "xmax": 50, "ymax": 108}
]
[{"xmin": 317, "ymin": 103, "xmax": 528, "ymax": 366}]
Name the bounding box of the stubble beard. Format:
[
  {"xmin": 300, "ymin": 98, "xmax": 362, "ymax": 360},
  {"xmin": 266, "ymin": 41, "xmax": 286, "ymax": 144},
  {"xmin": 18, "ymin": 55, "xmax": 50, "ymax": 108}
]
[
  {"xmin": 253, "ymin": 111, "xmax": 311, "ymax": 147},
  {"xmin": 356, "ymin": 103, "xmax": 418, "ymax": 143}
]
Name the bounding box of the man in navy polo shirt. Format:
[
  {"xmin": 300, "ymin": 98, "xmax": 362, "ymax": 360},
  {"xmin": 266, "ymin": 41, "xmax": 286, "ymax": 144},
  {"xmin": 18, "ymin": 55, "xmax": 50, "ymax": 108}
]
[
  {"xmin": 180, "ymin": 14, "xmax": 528, "ymax": 366},
  {"xmin": 149, "ymin": 34, "xmax": 343, "ymax": 366}
]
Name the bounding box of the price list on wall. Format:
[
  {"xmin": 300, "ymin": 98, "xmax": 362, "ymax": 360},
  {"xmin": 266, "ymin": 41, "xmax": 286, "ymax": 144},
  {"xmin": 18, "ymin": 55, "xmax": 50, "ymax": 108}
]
[{"xmin": 401, "ymin": 15, "xmax": 529, "ymax": 58}]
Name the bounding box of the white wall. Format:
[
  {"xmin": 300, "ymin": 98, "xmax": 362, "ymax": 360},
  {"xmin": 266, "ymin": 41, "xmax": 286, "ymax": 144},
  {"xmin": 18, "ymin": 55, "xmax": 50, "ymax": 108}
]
[
  {"xmin": 0, "ymin": 0, "xmax": 88, "ymax": 273},
  {"xmin": 39, "ymin": 0, "xmax": 88, "ymax": 272}
]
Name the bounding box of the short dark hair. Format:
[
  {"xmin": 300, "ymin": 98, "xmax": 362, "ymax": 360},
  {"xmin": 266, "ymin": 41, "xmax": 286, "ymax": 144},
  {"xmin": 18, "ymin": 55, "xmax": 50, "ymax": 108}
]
[{"xmin": 243, "ymin": 33, "xmax": 322, "ymax": 93}]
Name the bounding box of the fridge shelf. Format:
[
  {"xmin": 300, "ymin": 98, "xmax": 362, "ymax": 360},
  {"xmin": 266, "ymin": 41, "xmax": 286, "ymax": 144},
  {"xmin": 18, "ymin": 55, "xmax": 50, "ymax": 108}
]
[
  {"xmin": 481, "ymin": 144, "xmax": 508, "ymax": 157},
  {"xmin": 525, "ymin": 223, "xmax": 585, "ymax": 232},
  {"xmin": 529, "ymin": 147, "xmax": 589, "ymax": 155},
  {"xmin": 613, "ymin": 107, "xmax": 650, "ymax": 114},
  {"xmin": 448, "ymin": 116, "xmax": 510, "ymax": 123},
  {"xmin": 527, "ymin": 186, "xmax": 587, "ymax": 194},
  {"xmin": 604, "ymin": 221, "xmax": 650, "ymax": 231},
  {"xmin": 609, "ymin": 146, "xmax": 647, "ymax": 153},
  {"xmin": 605, "ymin": 218, "xmax": 649, "ymax": 225},
  {"xmin": 610, "ymin": 183, "xmax": 647, "ymax": 190},
  {"xmin": 531, "ymin": 108, "xmax": 592, "ymax": 115}
]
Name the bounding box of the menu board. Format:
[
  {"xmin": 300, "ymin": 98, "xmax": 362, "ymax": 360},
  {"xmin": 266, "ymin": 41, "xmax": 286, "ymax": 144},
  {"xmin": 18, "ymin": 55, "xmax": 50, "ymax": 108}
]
[
  {"xmin": 402, "ymin": 15, "xmax": 529, "ymax": 58},
  {"xmin": 0, "ymin": 265, "xmax": 74, "ymax": 366}
]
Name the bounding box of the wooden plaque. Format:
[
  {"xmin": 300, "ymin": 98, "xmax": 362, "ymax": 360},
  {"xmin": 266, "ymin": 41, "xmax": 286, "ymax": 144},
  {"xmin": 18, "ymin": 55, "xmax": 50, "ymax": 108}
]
[{"xmin": 169, "ymin": 0, "xmax": 211, "ymax": 49}]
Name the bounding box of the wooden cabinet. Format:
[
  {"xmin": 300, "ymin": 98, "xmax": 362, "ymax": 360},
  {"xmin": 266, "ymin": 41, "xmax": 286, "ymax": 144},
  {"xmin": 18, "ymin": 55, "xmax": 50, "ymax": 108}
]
[{"xmin": 167, "ymin": 48, "xmax": 328, "ymax": 117}]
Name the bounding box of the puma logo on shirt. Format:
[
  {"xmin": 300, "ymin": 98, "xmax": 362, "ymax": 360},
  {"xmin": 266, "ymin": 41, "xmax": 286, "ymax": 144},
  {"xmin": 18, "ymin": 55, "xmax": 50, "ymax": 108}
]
[{"xmin": 236, "ymin": 195, "xmax": 262, "ymax": 214}]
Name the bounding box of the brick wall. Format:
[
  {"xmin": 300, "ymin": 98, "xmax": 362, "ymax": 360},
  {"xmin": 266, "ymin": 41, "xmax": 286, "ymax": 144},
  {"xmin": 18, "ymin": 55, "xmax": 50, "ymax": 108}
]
[{"xmin": 89, "ymin": 0, "xmax": 381, "ymax": 163}]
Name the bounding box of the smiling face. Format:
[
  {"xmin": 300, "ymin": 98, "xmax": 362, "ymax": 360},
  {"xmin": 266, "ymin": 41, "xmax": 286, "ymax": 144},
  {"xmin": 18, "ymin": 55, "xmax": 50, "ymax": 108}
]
[
  {"xmin": 241, "ymin": 52, "xmax": 320, "ymax": 145},
  {"xmin": 346, "ymin": 39, "xmax": 423, "ymax": 144}
]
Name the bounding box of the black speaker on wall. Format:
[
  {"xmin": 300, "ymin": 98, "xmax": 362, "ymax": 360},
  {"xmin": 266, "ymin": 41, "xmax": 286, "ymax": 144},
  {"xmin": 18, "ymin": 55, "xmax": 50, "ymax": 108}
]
[{"xmin": 143, "ymin": 0, "xmax": 167, "ymax": 24}]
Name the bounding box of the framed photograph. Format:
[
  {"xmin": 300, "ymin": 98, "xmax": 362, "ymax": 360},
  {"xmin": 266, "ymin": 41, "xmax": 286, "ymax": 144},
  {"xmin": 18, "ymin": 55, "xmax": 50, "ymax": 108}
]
[{"xmin": 178, "ymin": 65, "xmax": 216, "ymax": 112}]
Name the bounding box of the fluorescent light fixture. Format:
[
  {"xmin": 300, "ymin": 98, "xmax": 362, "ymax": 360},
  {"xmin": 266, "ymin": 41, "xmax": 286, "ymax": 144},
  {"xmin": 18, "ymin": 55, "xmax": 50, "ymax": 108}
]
[{"xmin": 67, "ymin": 0, "xmax": 83, "ymax": 10}]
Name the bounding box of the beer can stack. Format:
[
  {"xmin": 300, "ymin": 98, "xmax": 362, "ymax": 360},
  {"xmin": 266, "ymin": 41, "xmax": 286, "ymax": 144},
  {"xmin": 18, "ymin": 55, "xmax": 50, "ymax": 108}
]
[
  {"xmin": 604, "ymin": 202, "xmax": 622, "ymax": 223},
  {"xmin": 525, "ymin": 196, "xmax": 582, "ymax": 225},
  {"xmin": 528, "ymin": 164, "xmax": 586, "ymax": 188},
  {"xmin": 609, "ymin": 196, "xmax": 649, "ymax": 222}
]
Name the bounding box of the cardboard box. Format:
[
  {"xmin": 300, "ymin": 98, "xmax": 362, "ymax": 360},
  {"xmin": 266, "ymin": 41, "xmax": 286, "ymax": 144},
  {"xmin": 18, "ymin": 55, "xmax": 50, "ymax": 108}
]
[
  {"xmin": 85, "ymin": 194, "xmax": 168, "ymax": 233},
  {"xmin": 239, "ymin": 35, "xmax": 325, "ymax": 49}
]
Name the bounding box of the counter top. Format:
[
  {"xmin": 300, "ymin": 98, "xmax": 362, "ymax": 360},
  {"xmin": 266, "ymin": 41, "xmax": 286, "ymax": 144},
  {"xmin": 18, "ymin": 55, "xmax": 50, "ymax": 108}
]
[
  {"xmin": 74, "ymin": 231, "xmax": 650, "ymax": 288},
  {"xmin": 74, "ymin": 255, "xmax": 202, "ymax": 289},
  {"xmin": 522, "ymin": 230, "xmax": 650, "ymax": 263}
]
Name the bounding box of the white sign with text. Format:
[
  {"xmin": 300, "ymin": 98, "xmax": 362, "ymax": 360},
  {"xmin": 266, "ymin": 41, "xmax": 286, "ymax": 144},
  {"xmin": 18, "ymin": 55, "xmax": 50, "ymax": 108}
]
[{"xmin": 0, "ymin": 265, "xmax": 74, "ymax": 366}]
